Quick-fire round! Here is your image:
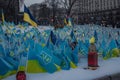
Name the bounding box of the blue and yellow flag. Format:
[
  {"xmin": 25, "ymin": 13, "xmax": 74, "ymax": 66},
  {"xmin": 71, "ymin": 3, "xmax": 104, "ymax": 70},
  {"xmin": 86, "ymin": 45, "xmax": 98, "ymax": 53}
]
[
  {"xmin": 70, "ymin": 29, "xmax": 77, "ymax": 42},
  {"xmin": 0, "ymin": 57, "xmax": 13, "ymax": 76},
  {"xmin": 50, "ymin": 31, "xmax": 57, "ymax": 45},
  {"xmin": 37, "ymin": 46, "xmax": 61, "ymax": 73},
  {"xmin": 46, "ymin": 31, "xmax": 57, "ymax": 48},
  {"xmin": 64, "ymin": 17, "xmax": 72, "ymax": 27},
  {"xmin": 68, "ymin": 18, "xmax": 72, "ymax": 27},
  {"xmin": 94, "ymin": 30, "xmax": 98, "ymax": 43},
  {"xmin": 2, "ymin": 9, "xmax": 5, "ymax": 22},
  {"xmin": 23, "ymin": 5, "xmax": 37, "ymax": 27}
]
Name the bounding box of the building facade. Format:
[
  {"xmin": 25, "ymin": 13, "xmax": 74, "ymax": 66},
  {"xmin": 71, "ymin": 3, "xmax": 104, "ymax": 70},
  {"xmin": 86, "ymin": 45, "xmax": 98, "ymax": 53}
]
[
  {"xmin": 0, "ymin": 0, "xmax": 21, "ymax": 24},
  {"xmin": 74, "ymin": 0, "xmax": 120, "ymax": 27}
]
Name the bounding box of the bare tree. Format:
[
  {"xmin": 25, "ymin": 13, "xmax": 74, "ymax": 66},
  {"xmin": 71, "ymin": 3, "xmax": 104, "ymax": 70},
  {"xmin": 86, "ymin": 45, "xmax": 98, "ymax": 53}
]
[
  {"xmin": 43, "ymin": 0, "xmax": 78, "ymax": 27},
  {"xmin": 44, "ymin": 0, "xmax": 78, "ymax": 16},
  {"xmin": 60, "ymin": 0, "xmax": 78, "ymax": 17},
  {"xmin": 43, "ymin": 0, "xmax": 61, "ymax": 25}
]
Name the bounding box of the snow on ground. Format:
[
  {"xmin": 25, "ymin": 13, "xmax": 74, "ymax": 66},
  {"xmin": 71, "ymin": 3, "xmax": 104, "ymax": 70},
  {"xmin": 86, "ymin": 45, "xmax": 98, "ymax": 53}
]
[
  {"xmin": 37, "ymin": 26, "xmax": 54, "ymax": 32},
  {"xmin": 2, "ymin": 57, "xmax": 120, "ymax": 80}
]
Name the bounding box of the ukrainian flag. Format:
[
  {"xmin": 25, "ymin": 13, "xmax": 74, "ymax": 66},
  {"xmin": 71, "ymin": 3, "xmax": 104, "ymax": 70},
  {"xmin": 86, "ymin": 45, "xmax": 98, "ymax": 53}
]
[
  {"xmin": 68, "ymin": 18, "xmax": 72, "ymax": 27},
  {"xmin": 23, "ymin": 5, "xmax": 38, "ymax": 27},
  {"xmin": 1, "ymin": 9, "xmax": 5, "ymax": 22},
  {"xmin": 64, "ymin": 18, "xmax": 67, "ymax": 25}
]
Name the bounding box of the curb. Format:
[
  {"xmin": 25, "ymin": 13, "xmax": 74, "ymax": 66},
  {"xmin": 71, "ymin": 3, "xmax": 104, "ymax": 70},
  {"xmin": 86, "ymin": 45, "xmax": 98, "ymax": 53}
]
[{"xmin": 94, "ymin": 73, "xmax": 120, "ymax": 80}]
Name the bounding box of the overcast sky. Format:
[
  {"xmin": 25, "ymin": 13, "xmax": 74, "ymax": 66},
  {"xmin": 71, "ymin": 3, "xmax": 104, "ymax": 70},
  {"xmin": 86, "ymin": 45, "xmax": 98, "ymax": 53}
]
[{"xmin": 24, "ymin": 0, "xmax": 44, "ymax": 6}]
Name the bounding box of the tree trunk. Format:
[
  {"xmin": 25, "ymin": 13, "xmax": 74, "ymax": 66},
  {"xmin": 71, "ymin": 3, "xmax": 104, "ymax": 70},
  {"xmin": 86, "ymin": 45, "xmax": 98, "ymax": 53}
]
[{"xmin": 66, "ymin": 0, "xmax": 77, "ymax": 17}]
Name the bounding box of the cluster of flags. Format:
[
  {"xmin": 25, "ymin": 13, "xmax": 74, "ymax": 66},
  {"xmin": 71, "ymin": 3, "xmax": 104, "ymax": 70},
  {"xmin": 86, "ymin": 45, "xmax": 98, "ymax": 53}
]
[
  {"xmin": 0, "ymin": 21, "xmax": 39, "ymax": 79},
  {"xmin": 0, "ymin": 22, "xmax": 120, "ymax": 79},
  {"xmin": 0, "ymin": 22, "xmax": 79, "ymax": 79},
  {"xmin": 0, "ymin": 3, "xmax": 120, "ymax": 79}
]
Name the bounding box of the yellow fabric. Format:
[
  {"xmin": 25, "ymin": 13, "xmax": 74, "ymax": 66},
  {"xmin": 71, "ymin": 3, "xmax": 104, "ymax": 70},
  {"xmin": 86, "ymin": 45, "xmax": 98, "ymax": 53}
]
[
  {"xmin": 0, "ymin": 70, "xmax": 16, "ymax": 79},
  {"xmin": 30, "ymin": 32, "xmax": 34, "ymax": 37},
  {"xmin": 70, "ymin": 61, "xmax": 77, "ymax": 68},
  {"xmin": 13, "ymin": 30, "xmax": 17, "ymax": 33},
  {"xmin": 103, "ymin": 48, "xmax": 120, "ymax": 60},
  {"xmin": 64, "ymin": 18, "xmax": 67, "ymax": 25},
  {"xmin": 26, "ymin": 33, "xmax": 30, "ymax": 38},
  {"xmin": 103, "ymin": 51, "xmax": 111, "ymax": 60},
  {"xmin": 54, "ymin": 64, "xmax": 61, "ymax": 71},
  {"xmin": 10, "ymin": 26, "xmax": 13, "ymax": 29},
  {"xmin": 6, "ymin": 29, "xmax": 11, "ymax": 34},
  {"xmin": 2, "ymin": 11, "xmax": 5, "ymax": 22},
  {"xmin": 10, "ymin": 51, "xmax": 14, "ymax": 57},
  {"xmin": 18, "ymin": 25, "xmax": 25, "ymax": 30},
  {"xmin": 26, "ymin": 47, "xmax": 29, "ymax": 52},
  {"xmin": 23, "ymin": 13, "xmax": 37, "ymax": 27},
  {"xmin": 27, "ymin": 60, "xmax": 46, "ymax": 73},
  {"xmin": 68, "ymin": 19, "xmax": 72, "ymax": 27},
  {"xmin": 24, "ymin": 37, "xmax": 26, "ymax": 41},
  {"xmin": 18, "ymin": 66, "xmax": 26, "ymax": 71},
  {"xmin": 82, "ymin": 33, "xmax": 84, "ymax": 37},
  {"xmin": 89, "ymin": 36, "xmax": 95, "ymax": 44},
  {"xmin": 41, "ymin": 43, "xmax": 46, "ymax": 47},
  {"xmin": 64, "ymin": 18, "xmax": 72, "ymax": 27},
  {"xmin": 111, "ymin": 48, "xmax": 120, "ymax": 57}
]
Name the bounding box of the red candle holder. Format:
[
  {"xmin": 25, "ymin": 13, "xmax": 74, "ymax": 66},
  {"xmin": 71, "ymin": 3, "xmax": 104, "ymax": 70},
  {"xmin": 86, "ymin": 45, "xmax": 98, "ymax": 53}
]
[
  {"xmin": 88, "ymin": 43, "xmax": 98, "ymax": 70},
  {"xmin": 16, "ymin": 71, "xmax": 26, "ymax": 80},
  {"xmin": 88, "ymin": 52, "xmax": 98, "ymax": 68}
]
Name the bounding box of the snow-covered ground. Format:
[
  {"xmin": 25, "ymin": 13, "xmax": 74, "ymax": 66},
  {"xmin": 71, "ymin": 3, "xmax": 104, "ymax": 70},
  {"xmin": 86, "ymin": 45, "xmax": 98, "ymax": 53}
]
[{"xmin": 2, "ymin": 57, "xmax": 120, "ymax": 80}]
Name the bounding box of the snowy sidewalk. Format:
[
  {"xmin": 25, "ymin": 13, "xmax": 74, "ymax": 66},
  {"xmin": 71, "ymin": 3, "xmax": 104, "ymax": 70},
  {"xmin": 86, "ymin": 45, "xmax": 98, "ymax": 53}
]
[{"xmin": 2, "ymin": 57, "xmax": 120, "ymax": 80}]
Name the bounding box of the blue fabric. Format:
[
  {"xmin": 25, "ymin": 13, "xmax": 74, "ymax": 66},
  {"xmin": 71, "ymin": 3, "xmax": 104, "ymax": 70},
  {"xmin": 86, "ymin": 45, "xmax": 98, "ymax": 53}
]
[
  {"xmin": 94, "ymin": 30, "xmax": 98, "ymax": 43},
  {"xmin": 28, "ymin": 43, "xmax": 42, "ymax": 60},
  {"xmin": 60, "ymin": 55, "xmax": 70, "ymax": 70},
  {"xmin": 37, "ymin": 52, "xmax": 57, "ymax": 73},
  {"xmin": 64, "ymin": 44, "xmax": 73, "ymax": 62},
  {"xmin": 100, "ymin": 40, "xmax": 107, "ymax": 57},
  {"xmin": 0, "ymin": 44, "xmax": 5, "ymax": 57},
  {"xmin": 46, "ymin": 32, "xmax": 54, "ymax": 50},
  {"xmin": 4, "ymin": 57, "xmax": 19, "ymax": 70},
  {"xmin": 0, "ymin": 57, "xmax": 13, "ymax": 75},
  {"xmin": 37, "ymin": 46, "xmax": 61, "ymax": 73},
  {"xmin": 79, "ymin": 40, "xmax": 88, "ymax": 56},
  {"xmin": 70, "ymin": 29, "xmax": 77, "ymax": 42},
  {"xmin": 72, "ymin": 44, "xmax": 79, "ymax": 64},
  {"xmin": 115, "ymin": 39, "xmax": 120, "ymax": 49},
  {"xmin": 50, "ymin": 31, "xmax": 57, "ymax": 45},
  {"xmin": 108, "ymin": 39, "xmax": 117, "ymax": 50}
]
